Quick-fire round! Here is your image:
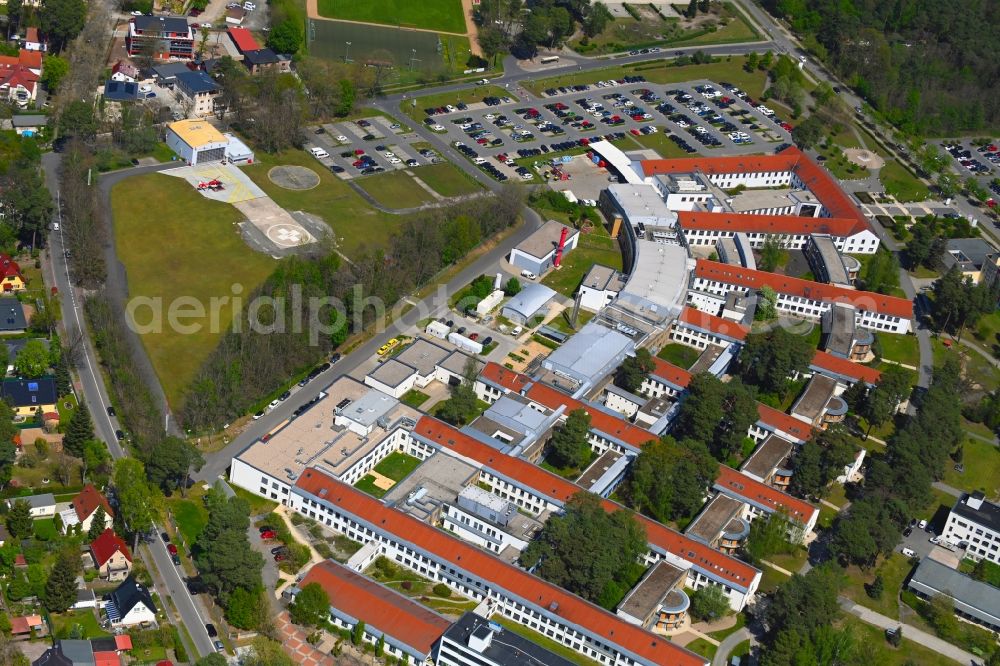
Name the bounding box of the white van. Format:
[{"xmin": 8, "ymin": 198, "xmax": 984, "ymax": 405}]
[
  {"xmin": 901, "ymin": 547, "xmax": 916, "ymax": 558},
  {"xmin": 309, "ymin": 147, "xmax": 329, "ymax": 159},
  {"xmin": 520, "ymin": 269, "xmax": 536, "ymax": 280}
]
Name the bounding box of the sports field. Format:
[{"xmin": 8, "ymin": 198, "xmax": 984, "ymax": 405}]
[
  {"xmin": 111, "ymin": 174, "xmax": 277, "ymax": 408},
  {"xmin": 316, "ymin": 0, "xmax": 466, "ymax": 33},
  {"xmin": 310, "ymin": 19, "xmax": 452, "ymax": 73}
]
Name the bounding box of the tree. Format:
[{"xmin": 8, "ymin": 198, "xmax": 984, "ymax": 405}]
[
  {"xmin": 43, "ymin": 550, "xmax": 81, "ymax": 612},
  {"xmin": 860, "ymin": 365, "xmax": 911, "ymax": 436},
  {"xmin": 0, "ymin": 436, "xmax": 14, "ymax": 489},
  {"xmin": 866, "ymin": 574, "xmax": 884, "ymax": 599},
  {"xmin": 685, "ymin": 0, "xmax": 698, "ymax": 18},
  {"xmin": 503, "ymin": 277, "xmax": 521, "ymax": 296},
  {"xmin": 622, "ymin": 437, "xmax": 719, "ymax": 524},
  {"xmin": 226, "ymin": 586, "xmax": 267, "ymax": 630},
  {"xmin": 243, "ymin": 637, "xmax": 295, "ymax": 666},
  {"xmin": 54, "ymin": 350, "xmax": 72, "ymax": 396},
  {"xmin": 755, "ymin": 285, "xmax": 778, "ymax": 321},
  {"xmin": 746, "ymin": 52, "xmax": 759, "ymax": 71},
  {"xmin": 40, "ymin": 55, "xmax": 70, "ymax": 93},
  {"xmin": 145, "ymin": 436, "xmax": 205, "ymax": 493},
  {"xmin": 737, "ymin": 328, "xmax": 814, "ymax": 395},
  {"xmin": 40, "ymin": 0, "xmax": 87, "ymax": 51},
  {"xmin": 6, "ymin": 499, "xmax": 33, "ymax": 538},
  {"xmin": 351, "ymin": 620, "xmax": 365, "ymax": 645},
  {"xmin": 195, "ymin": 655, "xmax": 229, "ymax": 666},
  {"xmin": 267, "ymin": 20, "xmax": 302, "ymax": 55},
  {"xmin": 113, "ymin": 459, "xmax": 164, "ymax": 549},
  {"xmin": 904, "ymin": 219, "xmax": 945, "ymax": 270},
  {"xmin": 614, "ymin": 348, "xmax": 655, "ymax": 393},
  {"xmin": 289, "ymin": 582, "xmax": 330, "ymax": 627},
  {"xmin": 547, "ymin": 409, "xmax": 591, "ymax": 470},
  {"xmin": 195, "ymin": 488, "xmax": 264, "ymax": 602},
  {"xmin": 436, "ymin": 361, "xmax": 481, "ymax": 426},
  {"xmin": 521, "ymin": 492, "xmax": 646, "ymax": 606},
  {"xmin": 582, "ymin": 2, "xmax": 611, "ymax": 37},
  {"xmin": 745, "ymin": 512, "xmax": 796, "ymax": 564},
  {"xmin": 87, "ymin": 505, "xmax": 107, "ymax": 541},
  {"xmin": 63, "ymin": 401, "xmax": 94, "ymax": 458},
  {"xmin": 335, "ymin": 79, "xmax": 355, "ymax": 117},
  {"xmin": 689, "ymin": 584, "xmax": 730, "ymax": 621},
  {"xmin": 673, "ymin": 373, "xmax": 758, "ymax": 461},
  {"xmin": 759, "ymin": 236, "xmax": 785, "ymax": 272},
  {"xmin": 861, "ymin": 248, "xmax": 901, "ymax": 295},
  {"xmin": 59, "ymin": 100, "xmax": 98, "ymax": 141},
  {"xmin": 14, "ymin": 339, "xmax": 50, "ymax": 378},
  {"xmin": 791, "ymin": 115, "xmax": 825, "ymax": 149}
]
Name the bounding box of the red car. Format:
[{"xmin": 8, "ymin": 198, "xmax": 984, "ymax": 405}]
[
  {"xmin": 352, "ymin": 160, "xmax": 365, "ymax": 168},
  {"xmin": 354, "ymin": 149, "xmax": 365, "ymax": 156},
  {"xmin": 630, "ymin": 128, "xmax": 641, "ymax": 136},
  {"xmin": 167, "ymin": 544, "xmax": 178, "ymax": 555},
  {"xmin": 274, "ymin": 554, "xmax": 287, "ymax": 562},
  {"xmin": 780, "ymin": 122, "xmax": 793, "ymax": 131},
  {"xmin": 260, "ymin": 530, "xmax": 276, "ymax": 540},
  {"xmin": 469, "ymin": 332, "xmax": 479, "ymax": 341}
]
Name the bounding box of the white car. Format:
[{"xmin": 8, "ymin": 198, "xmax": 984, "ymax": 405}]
[
  {"xmin": 336, "ymin": 135, "xmax": 348, "ymax": 142},
  {"xmin": 431, "ymin": 124, "xmax": 445, "ymax": 132},
  {"xmin": 243, "ymin": 1, "xmax": 256, "ymax": 9},
  {"xmin": 309, "ymin": 147, "xmax": 329, "ymax": 159},
  {"xmin": 388, "ymin": 157, "xmax": 402, "ymax": 164},
  {"xmin": 445, "ymin": 104, "xmax": 456, "ymax": 112},
  {"xmin": 383, "ymin": 151, "xmax": 395, "ymax": 158},
  {"xmin": 130, "ymin": 10, "xmax": 143, "ymax": 15}
]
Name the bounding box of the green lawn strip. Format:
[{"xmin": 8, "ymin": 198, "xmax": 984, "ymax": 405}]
[
  {"xmin": 547, "ymin": 309, "xmax": 596, "ymax": 335},
  {"xmin": 56, "ymin": 393, "xmax": 78, "ymax": 428},
  {"xmin": 840, "ymin": 553, "xmax": 914, "ymax": 620},
  {"xmin": 817, "ymin": 503, "xmax": 838, "ymax": 530},
  {"xmin": 632, "ymin": 130, "xmax": 701, "ymax": 157},
  {"xmin": 673, "ymin": 4, "xmax": 757, "ymax": 45},
  {"xmin": 356, "ymin": 170, "xmax": 436, "ymax": 209},
  {"xmin": 242, "ymin": 148, "xmax": 411, "ymax": 258},
  {"xmin": 766, "ymin": 546, "xmax": 809, "ymax": 575},
  {"xmin": 874, "ymin": 332, "xmax": 920, "ymax": 367},
  {"xmin": 407, "ymin": 85, "xmax": 513, "ymax": 117},
  {"xmin": 151, "ymin": 142, "xmax": 177, "ymax": 163},
  {"xmin": 757, "ymin": 563, "xmax": 790, "ymax": 592},
  {"xmin": 50, "ymin": 610, "xmax": 110, "ymax": 639},
  {"xmin": 684, "ymin": 638, "xmax": 718, "ymax": 660},
  {"xmin": 373, "ymin": 451, "xmax": 422, "ymax": 481},
  {"xmin": 110, "ymin": 173, "xmax": 276, "ymax": 409},
  {"xmin": 879, "ymin": 159, "xmax": 929, "ymax": 203},
  {"xmin": 401, "ymin": 389, "xmax": 430, "ymax": 408},
  {"xmin": 656, "ymin": 343, "xmax": 700, "ymax": 368},
  {"xmin": 314, "ymin": 0, "xmax": 466, "ymax": 33},
  {"xmin": 540, "ymin": 234, "xmax": 623, "ymax": 298},
  {"xmin": 962, "ymin": 417, "xmax": 996, "ymax": 442},
  {"xmin": 232, "ymin": 485, "xmax": 279, "ymax": 515},
  {"xmin": 839, "ymin": 616, "xmax": 956, "ymax": 666},
  {"xmin": 944, "ymin": 437, "xmax": 1000, "ymax": 496},
  {"xmin": 706, "ymin": 613, "xmax": 746, "ymax": 641},
  {"xmin": 494, "ymin": 618, "xmax": 600, "ymax": 666},
  {"xmin": 171, "ymin": 497, "xmax": 208, "ymax": 548},
  {"xmin": 414, "ymin": 162, "xmax": 482, "ymax": 197},
  {"xmin": 34, "ymin": 517, "xmax": 58, "ymax": 540},
  {"xmin": 971, "ymin": 309, "xmax": 1000, "ymax": 346},
  {"xmin": 825, "ymin": 482, "xmax": 849, "ymax": 508},
  {"xmin": 816, "ymin": 142, "xmax": 872, "ymax": 180},
  {"xmin": 919, "ymin": 486, "xmax": 957, "ymax": 522}
]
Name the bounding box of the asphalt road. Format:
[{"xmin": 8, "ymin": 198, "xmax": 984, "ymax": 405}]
[{"xmin": 40, "ymin": 153, "xmax": 217, "ymax": 659}]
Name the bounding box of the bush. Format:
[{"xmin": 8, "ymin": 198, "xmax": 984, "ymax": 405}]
[
  {"xmin": 432, "ymin": 583, "xmax": 451, "ymax": 598},
  {"xmin": 314, "ymin": 542, "xmax": 333, "ymax": 559},
  {"xmin": 290, "ymin": 513, "xmax": 306, "ymax": 526},
  {"xmin": 401, "ymin": 581, "xmax": 413, "ymax": 591}
]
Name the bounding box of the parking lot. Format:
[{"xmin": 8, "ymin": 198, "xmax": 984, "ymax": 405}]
[
  {"xmin": 302, "ymin": 115, "xmax": 446, "ymax": 180},
  {"xmin": 413, "ymin": 76, "xmax": 795, "ymax": 183}
]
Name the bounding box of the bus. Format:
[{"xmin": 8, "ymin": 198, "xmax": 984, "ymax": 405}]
[{"xmin": 540, "ymin": 55, "xmax": 559, "ymax": 64}]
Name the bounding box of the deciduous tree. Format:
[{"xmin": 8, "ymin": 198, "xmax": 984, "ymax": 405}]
[
  {"xmin": 689, "ymin": 584, "xmax": 730, "ymax": 621},
  {"xmin": 14, "ymin": 339, "xmax": 50, "ymax": 378},
  {"xmin": 614, "ymin": 348, "xmax": 655, "ymax": 393},
  {"xmin": 289, "ymin": 582, "xmax": 329, "ymax": 627},
  {"xmin": 737, "ymin": 328, "xmax": 814, "ymax": 395},
  {"xmin": 547, "ymin": 408, "xmax": 591, "ymax": 470},
  {"xmin": 622, "ymin": 437, "xmax": 718, "ymax": 524}
]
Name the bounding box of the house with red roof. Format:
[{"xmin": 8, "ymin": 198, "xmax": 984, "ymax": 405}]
[
  {"xmin": 23, "ymin": 27, "xmax": 45, "ymax": 52},
  {"xmin": 0, "ymin": 254, "xmax": 25, "ymax": 292},
  {"xmin": 61, "ymin": 484, "xmax": 114, "ymax": 534},
  {"xmin": 299, "ymin": 560, "xmax": 451, "ymax": 664},
  {"xmin": 0, "ymin": 50, "xmax": 42, "ymax": 107},
  {"xmin": 110, "ymin": 61, "xmax": 140, "ymax": 83},
  {"xmin": 9, "ymin": 614, "xmax": 43, "ymax": 635},
  {"xmin": 714, "ymin": 464, "xmax": 819, "ymax": 536},
  {"xmin": 90, "ymin": 528, "xmax": 133, "ymax": 581}
]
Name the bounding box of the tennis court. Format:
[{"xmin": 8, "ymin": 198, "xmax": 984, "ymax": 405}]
[{"xmin": 309, "ymin": 20, "xmax": 446, "ymax": 73}]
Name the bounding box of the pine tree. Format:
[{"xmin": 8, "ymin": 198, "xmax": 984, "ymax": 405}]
[
  {"xmin": 43, "ymin": 551, "xmax": 80, "ymax": 612},
  {"xmin": 63, "ymin": 401, "xmax": 94, "ymax": 458},
  {"xmin": 87, "ymin": 505, "xmax": 107, "ymax": 541},
  {"xmin": 54, "ymin": 350, "xmax": 72, "ymax": 396},
  {"xmin": 6, "ymin": 499, "xmax": 33, "ymax": 538},
  {"xmin": 685, "ymin": 0, "xmax": 698, "ymax": 18}
]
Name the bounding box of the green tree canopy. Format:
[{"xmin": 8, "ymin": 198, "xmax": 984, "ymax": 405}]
[
  {"xmin": 689, "ymin": 584, "xmax": 730, "ymax": 621},
  {"xmin": 6, "ymin": 499, "xmax": 33, "ymax": 538},
  {"xmin": 289, "ymin": 582, "xmax": 330, "ymax": 627},
  {"xmin": 144, "ymin": 436, "xmax": 205, "ymax": 493},
  {"xmin": 40, "ymin": 0, "xmax": 86, "ymax": 51},
  {"xmin": 112, "ymin": 458, "xmax": 165, "ymax": 548},
  {"xmin": 737, "ymin": 328, "xmax": 814, "ymax": 395},
  {"xmin": 547, "ymin": 408, "xmax": 592, "ymax": 470},
  {"xmin": 622, "ymin": 436, "xmax": 719, "ymax": 524},
  {"xmin": 13, "ymin": 339, "xmax": 50, "ymax": 378},
  {"xmin": 673, "ymin": 373, "xmax": 759, "ymax": 461},
  {"xmin": 614, "ymin": 348, "xmax": 655, "ymax": 393},
  {"xmin": 43, "ymin": 549, "xmax": 81, "ymax": 612},
  {"xmin": 266, "ymin": 20, "xmax": 302, "ymax": 55},
  {"xmin": 63, "ymin": 400, "xmax": 94, "ymax": 458}
]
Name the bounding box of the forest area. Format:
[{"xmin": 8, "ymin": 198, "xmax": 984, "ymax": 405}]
[{"xmin": 759, "ymin": 0, "xmax": 999, "ymax": 135}]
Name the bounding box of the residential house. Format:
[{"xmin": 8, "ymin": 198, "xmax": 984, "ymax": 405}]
[
  {"xmin": 22, "ymin": 27, "xmax": 45, "ymax": 52},
  {"xmin": 90, "ymin": 528, "xmax": 133, "ymax": 581},
  {"xmin": 6, "ymin": 492, "xmax": 55, "ymax": 517},
  {"xmin": 0, "ymin": 50, "xmax": 42, "ymax": 107},
  {"xmin": 126, "ymin": 16, "xmax": 194, "ymax": 60},
  {"xmin": 226, "ymin": 27, "xmax": 259, "ymax": 56},
  {"xmin": 241, "ymin": 48, "xmax": 291, "ymax": 74},
  {"xmin": 10, "ymin": 614, "xmax": 44, "ymax": 635},
  {"xmin": 0, "ymin": 298, "xmax": 28, "ymax": 334},
  {"xmin": 63, "ymin": 484, "xmax": 114, "ymax": 534},
  {"xmin": 105, "ymin": 576, "xmax": 157, "ymax": 627},
  {"xmin": 11, "ymin": 115, "xmax": 47, "ymax": 137},
  {"xmin": 0, "ymin": 254, "xmax": 25, "ymax": 291},
  {"xmin": 225, "ymin": 6, "xmax": 246, "ymax": 25},
  {"xmin": 1, "ymin": 377, "xmax": 56, "ymax": 418},
  {"xmin": 33, "ymin": 637, "xmax": 131, "ymax": 666},
  {"xmin": 110, "ymin": 61, "xmax": 140, "ymax": 83},
  {"xmin": 103, "ymin": 80, "xmax": 140, "ymax": 103},
  {"xmin": 174, "ymin": 70, "xmax": 219, "ymax": 117}
]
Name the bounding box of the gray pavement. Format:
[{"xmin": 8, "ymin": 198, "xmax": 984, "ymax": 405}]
[{"xmin": 712, "ymin": 627, "xmax": 752, "ymax": 666}]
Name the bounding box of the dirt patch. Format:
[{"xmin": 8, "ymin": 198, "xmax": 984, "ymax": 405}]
[
  {"xmin": 844, "ymin": 148, "xmax": 885, "ymax": 169},
  {"xmin": 268, "ymin": 165, "xmax": 321, "ymax": 191}
]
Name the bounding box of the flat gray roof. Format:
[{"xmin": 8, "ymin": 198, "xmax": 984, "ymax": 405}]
[
  {"xmin": 689, "ymin": 344, "xmax": 724, "ymax": 375},
  {"xmin": 944, "ymin": 238, "xmax": 998, "ymax": 270},
  {"xmin": 791, "ymin": 374, "xmax": 838, "ymax": 422},
  {"xmin": 367, "ymin": 359, "xmax": 417, "ymax": 388},
  {"xmin": 686, "ymin": 493, "xmax": 746, "ymax": 545},
  {"xmin": 395, "ymin": 338, "xmax": 452, "ymax": 377},
  {"xmin": 616, "ymin": 560, "xmax": 687, "ymax": 623},
  {"xmin": 383, "ymin": 451, "xmax": 477, "ymax": 523},
  {"xmin": 809, "ymin": 234, "xmax": 850, "ymax": 285},
  {"xmin": 822, "ymin": 303, "xmax": 856, "ymax": 357},
  {"xmin": 542, "ymin": 320, "xmax": 634, "ymax": 383},
  {"xmin": 607, "ymin": 183, "xmax": 676, "ymax": 224},
  {"xmin": 577, "ymin": 449, "xmax": 624, "ymax": 489},
  {"xmin": 620, "ymin": 239, "xmax": 690, "ymax": 315},
  {"xmin": 581, "ymin": 264, "xmax": 626, "ymax": 293},
  {"xmin": 10, "ymin": 493, "xmax": 55, "ymax": 509},
  {"xmin": 514, "ymin": 220, "xmax": 578, "ymax": 260},
  {"xmin": 909, "ymin": 557, "xmax": 1000, "ymax": 628},
  {"xmin": 741, "ymin": 435, "xmax": 794, "ymax": 480},
  {"xmin": 502, "ymin": 283, "xmax": 556, "ymax": 319},
  {"xmin": 439, "ymin": 349, "xmax": 482, "ymax": 377},
  {"xmin": 482, "ymin": 394, "xmax": 553, "ymax": 436},
  {"xmin": 342, "ymin": 388, "xmax": 400, "ymax": 427},
  {"xmin": 728, "ymin": 188, "xmax": 817, "ymax": 213}
]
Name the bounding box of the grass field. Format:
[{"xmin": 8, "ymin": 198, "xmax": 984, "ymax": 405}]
[
  {"xmin": 315, "ymin": 0, "xmax": 466, "ymax": 33},
  {"xmin": 244, "ymin": 149, "xmax": 411, "ymax": 258},
  {"xmin": 111, "ymin": 174, "xmax": 277, "ymax": 409},
  {"xmin": 944, "ymin": 437, "xmax": 1000, "ymax": 497},
  {"xmin": 51, "ymin": 610, "xmax": 110, "ymax": 639},
  {"xmin": 657, "ymin": 343, "xmax": 700, "ymax": 368},
  {"xmin": 880, "ymin": 160, "xmax": 930, "ymax": 202},
  {"xmin": 841, "ymin": 552, "xmax": 914, "ymax": 620},
  {"xmin": 401, "ymin": 389, "xmax": 430, "ymax": 408},
  {"xmin": 685, "ymin": 638, "xmax": 718, "ymax": 660},
  {"xmin": 875, "ymin": 332, "xmax": 920, "ymax": 367},
  {"xmin": 415, "ymin": 162, "xmax": 482, "ymax": 197},
  {"xmin": 170, "ymin": 490, "xmax": 209, "ymax": 547},
  {"xmin": 838, "ymin": 616, "xmax": 957, "ymax": 666},
  {"xmin": 524, "ymin": 56, "xmax": 768, "ymax": 99},
  {"xmin": 355, "ymin": 451, "xmax": 422, "ymax": 497},
  {"xmin": 541, "ymin": 232, "xmax": 622, "ymax": 298},
  {"xmin": 356, "ymin": 171, "xmax": 436, "ymax": 209},
  {"xmin": 34, "ymin": 517, "xmax": 58, "ymax": 540}
]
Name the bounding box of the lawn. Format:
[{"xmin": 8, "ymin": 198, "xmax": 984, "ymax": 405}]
[
  {"xmin": 232, "ymin": 484, "xmax": 279, "ymax": 515},
  {"xmin": 34, "ymin": 517, "xmax": 58, "ymax": 540},
  {"xmin": 356, "ymin": 171, "xmax": 435, "ymax": 209},
  {"xmin": 684, "ymin": 638, "xmax": 718, "ymax": 660},
  {"xmin": 374, "ymin": 451, "xmax": 422, "ymax": 481},
  {"xmin": 632, "ymin": 130, "xmax": 701, "ymax": 158},
  {"xmin": 838, "ymin": 616, "xmax": 958, "ymax": 666},
  {"xmin": 524, "ymin": 56, "xmax": 769, "ymax": 99},
  {"xmin": 56, "ymin": 393, "xmax": 78, "ymax": 429},
  {"xmin": 944, "ymin": 437, "xmax": 1000, "ymax": 497},
  {"xmin": 816, "ymin": 142, "xmax": 872, "ymax": 180},
  {"xmin": 170, "ymin": 494, "xmax": 209, "ymax": 547},
  {"xmin": 657, "ymin": 343, "xmax": 700, "ymax": 368},
  {"xmin": 415, "ymin": 162, "xmax": 482, "ymax": 198},
  {"xmin": 875, "ymin": 332, "xmax": 920, "ymax": 367},
  {"xmin": 766, "ymin": 546, "xmax": 809, "ymax": 576},
  {"xmin": 50, "ymin": 610, "xmax": 110, "ymax": 639},
  {"xmin": 841, "ymin": 552, "xmax": 915, "ymax": 620},
  {"xmin": 111, "ymin": 174, "xmax": 277, "ymax": 409},
  {"xmin": 757, "ymin": 562, "xmax": 791, "ymax": 593},
  {"xmin": 243, "ymin": 148, "xmax": 411, "ymax": 258},
  {"xmin": 494, "ymin": 617, "xmax": 600, "ymax": 666},
  {"xmin": 541, "ymin": 232, "xmax": 623, "ymax": 298},
  {"xmin": 971, "ymin": 309, "xmax": 1000, "ymax": 347},
  {"xmin": 880, "ymin": 160, "xmax": 929, "ymax": 203},
  {"xmin": 407, "ymin": 85, "xmax": 513, "ymax": 118},
  {"xmin": 400, "ymin": 389, "xmax": 430, "ymax": 408},
  {"xmin": 315, "ymin": 0, "xmax": 466, "ymax": 33},
  {"xmin": 932, "ymin": 338, "xmax": 1000, "ymax": 391}
]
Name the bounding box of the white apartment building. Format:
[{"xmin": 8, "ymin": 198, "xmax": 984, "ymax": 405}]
[{"xmin": 941, "ymin": 492, "xmax": 1000, "ymax": 564}]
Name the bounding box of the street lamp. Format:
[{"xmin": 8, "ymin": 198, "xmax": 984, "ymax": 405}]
[
  {"xmin": 345, "ymin": 41, "xmax": 352, "ymax": 63},
  {"xmin": 410, "ymin": 48, "xmax": 417, "ymax": 70}
]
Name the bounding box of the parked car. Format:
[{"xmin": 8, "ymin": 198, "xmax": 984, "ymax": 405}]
[
  {"xmin": 214, "ymin": 641, "xmax": 225, "ymax": 653},
  {"xmin": 260, "ymin": 530, "xmax": 276, "ymax": 540},
  {"xmin": 167, "ymin": 543, "xmax": 178, "ymax": 555},
  {"xmin": 115, "ymin": 430, "xmax": 125, "ymax": 441},
  {"xmin": 205, "ymin": 624, "xmax": 218, "ymax": 638},
  {"xmin": 270, "ymin": 546, "xmax": 287, "ymax": 555},
  {"xmin": 273, "ymin": 553, "xmax": 287, "ymax": 562},
  {"xmin": 172, "ymin": 554, "xmax": 181, "ymax": 565},
  {"xmin": 161, "ymin": 532, "xmax": 170, "ymax": 543},
  {"xmin": 107, "ymin": 405, "xmax": 116, "ymax": 417}
]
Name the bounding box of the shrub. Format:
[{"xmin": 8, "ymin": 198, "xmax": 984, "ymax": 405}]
[
  {"xmin": 432, "ymin": 583, "xmax": 451, "ymax": 598},
  {"xmin": 401, "ymin": 581, "xmax": 413, "ymax": 591},
  {"xmin": 290, "ymin": 514, "xmax": 306, "ymax": 526},
  {"xmin": 314, "ymin": 542, "xmax": 333, "ymax": 559}
]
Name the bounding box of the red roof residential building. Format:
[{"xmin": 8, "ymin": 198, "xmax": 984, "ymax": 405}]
[
  {"xmin": 90, "ymin": 528, "xmax": 133, "ymax": 567},
  {"xmin": 811, "ymin": 350, "xmax": 881, "ymax": 385},
  {"xmin": 715, "ymin": 465, "xmax": 818, "ymax": 528},
  {"xmin": 293, "ymin": 466, "xmax": 708, "ymax": 666},
  {"xmin": 9, "ymin": 614, "xmax": 43, "ymax": 634},
  {"xmin": 94, "ymin": 651, "xmax": 122, "ymax": 666},
  {"xmin": 757, "ymin": 403, "xmax": 813, "ymax": 442},
  {"xmin": 73, "ymin": 484, "xmax": 114, "ymax": 523},
  {"xmin": 480, "ymin": 361, "xmax": 531, "ymax": 393},
  {"xmin": 114, "ymin": 635, "xmax": 133, "ymax": 651},
  {"xmin": 694, "ymin": 259, "xmax": 913, "ymax": 320},
  {"xmin": 300, "ymin": 560, "xmax": 451, "ymax": 657},
  {"xmin": 650, "ymin": 356, "xmax": 692, "ymax": 388},
  {"xmin": 226, "ymin": 27, "xmax": 260, "ymax": 53},
  {"xmin": 413, "ymin": 416, "xmax": 760, "ymax": 593},
  {"xmin": 677, "ymin": 306, "xmax": 749, "ymax": 341},
  {"xmin": 525, "ymin": 381, "xmax": 657, "ymax": 449},
  {"xmin": 678, "ymin": 210, "xmax": 864, "ymax": 237}
]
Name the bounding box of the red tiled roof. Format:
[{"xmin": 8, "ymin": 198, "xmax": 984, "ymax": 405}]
[
  {"xmin": 650, "ymin": 356, "xmax": 692, "ymax": 387},
  {"xmin": 9, "ymin": 615, "xmax": 41, "ymax": 634},
  {"xmin": 90, "ymin": 528, "xmax": 132, "ymax": 567},
  {"xmin": 18, "ymin": 49, "xmax": 41, "ymax": 69},
  {"xmin": 73, "ymin": 484, "xmax": 114, "ymax": 523},
  {"xmin": 414, "ymin": 417, "xmax": 759, "ymax": 590},
  {"xmin": 114, "ymin": 635, "xmax": 133, "ymax": 651},
  {"xmin": 811, "ymin": 350, "xmax": 881, "ymax": 384},
  {"xmin": 757, "ymin": 403, "xmax": 812, "ymax": 441},
  {"xmin": 480, "ymin": 361, "xmax": 530, "ymax": 393},
  {"xmin": 0, "ymin": 254, "xmax": 22, "ymax": 279},
  {"xmin": 301, "ymin": 560, "xmax": 451, "ymax": 655},
  {"xmin": 294, "ymin": 466, "xmax": 708, "ymax": 666},
  {"xmin": 227, "ymin": 27, "xmax": 259, "ymax": 52},
  {"xmin": 525, "ymin": 382, "xmax": 657, "ymax": 449},
  {"xmin": 94, "ymin": 651, "xmax": 121, "ymax": 666},
  {"xmin": 694, "ymin": 259, "xmax": 913, "ymax": 320},
  {"xmin": 678, "ymin": 211, "xmax": 864, "ymax": 237},
  {"xmin": 678, "ymin": 306, "xmax": 749, "ymax": 341},
  {"xmin": 25, "ymin": 27, "xmax": 38, "ymax": 43},
  {"xmin": 716, "ymin": 465, "xmax": 817, "ymax": 525}
]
